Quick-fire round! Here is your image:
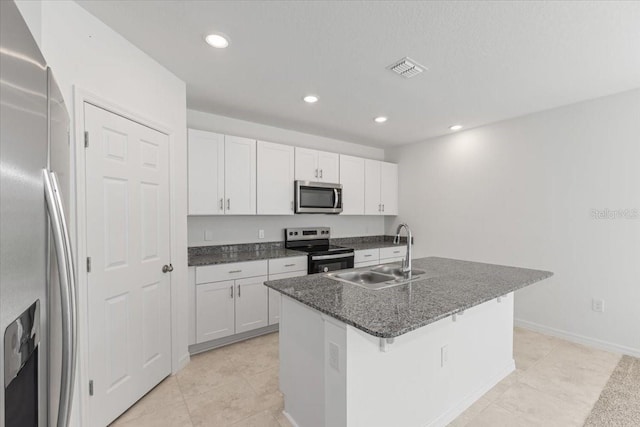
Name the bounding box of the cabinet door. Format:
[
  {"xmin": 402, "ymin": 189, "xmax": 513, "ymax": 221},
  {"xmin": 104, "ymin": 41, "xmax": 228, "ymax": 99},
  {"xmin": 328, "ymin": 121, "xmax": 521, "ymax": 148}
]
[
  {"xmin": 380, "ymin": 161, "xmax": 398, "ymax": 215},
  {"xmin": 196, "ymin": 280, "xmax": 235, "ymax": 343},
  {"xmin": 188, "ymin": 129, "xmax": 224, "ymax": 215},
  {"xmin": 235, "ymin": 275, "xmax": 269, "ymax": 333},
  {"xmin": 257, "ymin": 141, "xmax": 294, "ymax": 215},
  {"xmin": 267, "ymin": 271, "xmax": 307, "ymax": 325},
  {"xmin": 364, "ymin": 159, "xmax": 382, "ymax": 215},
  {"xmin": 339, "ymin": 155, "xmax": 365, "ymax": 215},
  {"xmin": 318, "ymin": 150, "xmax": 339, "ymax": 183},
  {"xmin": 294, "ymin": 147, "xmax": 319, "ymax": 181},
  {"xmin": 225, "ymin": 135, "xmax": 256, "ymax": 215}
]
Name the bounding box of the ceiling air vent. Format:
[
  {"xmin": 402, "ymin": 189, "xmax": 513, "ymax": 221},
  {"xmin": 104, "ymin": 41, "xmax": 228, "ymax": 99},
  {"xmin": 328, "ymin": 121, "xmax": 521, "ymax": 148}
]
[{"xmin": 387, "ymin": 57, "xmax": 426, "ymax": 78}]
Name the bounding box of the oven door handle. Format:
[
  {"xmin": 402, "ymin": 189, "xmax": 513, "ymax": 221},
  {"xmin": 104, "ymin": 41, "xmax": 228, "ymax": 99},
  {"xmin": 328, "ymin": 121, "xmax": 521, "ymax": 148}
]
[{"xmin": 311, "ymin": 253, "xmax": 354, "ymax": 261}]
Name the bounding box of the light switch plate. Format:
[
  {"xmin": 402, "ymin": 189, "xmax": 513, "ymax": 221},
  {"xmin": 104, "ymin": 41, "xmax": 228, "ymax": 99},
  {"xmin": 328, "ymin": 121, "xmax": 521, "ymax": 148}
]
[
  {"xmin": 259, "ymin": 229, "xmax": 265, "ymax": 239},
  {"xmin": 204, "ymin": 230, "xmax": 214, "ymax": 241}
]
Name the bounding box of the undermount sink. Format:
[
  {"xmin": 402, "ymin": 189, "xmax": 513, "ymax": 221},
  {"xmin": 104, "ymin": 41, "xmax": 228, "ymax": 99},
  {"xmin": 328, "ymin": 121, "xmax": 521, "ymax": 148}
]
[{"xmin": 328, "ymin": 265, "xmax": 425, "ymax": 290}]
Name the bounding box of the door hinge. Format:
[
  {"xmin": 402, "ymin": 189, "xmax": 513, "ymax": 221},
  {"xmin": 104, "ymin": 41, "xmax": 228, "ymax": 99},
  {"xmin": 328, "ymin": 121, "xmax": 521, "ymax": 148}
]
[
  {"xmin": 84, "ymin": 131, "xmax": 89, "ymax": 148},
  {"xmin": 86, "ymin": 256, "xmax": 91, "ymax": 273},
  {"xmin": 89, "ymin": 380, "xmax": 94, "ymax": 396}
]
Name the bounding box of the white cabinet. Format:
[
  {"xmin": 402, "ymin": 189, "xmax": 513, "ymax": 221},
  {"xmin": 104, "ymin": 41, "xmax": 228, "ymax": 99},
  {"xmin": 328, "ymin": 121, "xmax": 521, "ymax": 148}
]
[
  {"xmin": 267, "ymin": 270, "xmax": 307, "ymax": 325},
  {"xmin": 194, "ymin": 260, "xmax": 268, "ymax": 344},
  {"xmin": 380, "ymin": 162, "xmax": 399, "ymax": 215},
  {"xmin": 339, "ymin": 155, "xmax": 365, "ymax": 215},
  {"xmin": 354, "ymin": 248, "xmax": 379, "ymax": 266},
  {"xmin": 188, "ymin": 129, "xmax": 256, "ymax": 215},
  {"xmin": 267, "ymin": 257, "xmax": 307, "ymax": 325},
  {"xmin": 364, "ymin": 159, "xmax": 398, "ymax": 215},
  {"xmin": 188, "ymin": 129, "xmax": 224, "ymax": 215},
  {"xmin": 196, "ymin": 280, "xmax": 235, "ymax": 342},
  {"xmin": 224, "ymin": 135, "xmax": 256, "ymax": 215},
  {"xmin": 379, "ymin": 246, "xmax": 406, "ymax": 261},
  {"xmin": 257, "ymin": 141, "xmax": 295, "ymax": 215},
  {"xmin": 235, "ymin": 275, "xmax": 269, "ymax": 333},
  {"xmin": 295, "ymin": 147, "xmax": 339, "ymax": 183}
]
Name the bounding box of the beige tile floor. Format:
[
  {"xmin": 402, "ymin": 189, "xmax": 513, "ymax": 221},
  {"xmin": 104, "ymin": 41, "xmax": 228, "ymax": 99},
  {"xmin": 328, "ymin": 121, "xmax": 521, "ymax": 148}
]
[{"xmin": 110, "ymin": 328, "xmax": 621, "ymax": 427}]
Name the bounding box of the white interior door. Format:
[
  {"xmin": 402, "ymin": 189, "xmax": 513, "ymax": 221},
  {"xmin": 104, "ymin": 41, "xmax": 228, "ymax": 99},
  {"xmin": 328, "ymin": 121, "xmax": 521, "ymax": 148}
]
[
  {"xmin": 257, "ymin": 141, "xmax": 294, "ymax": 215},
  {"xmin": 84, "ymin": 103, "xmax": 172, "ymax": 426},
  {"xmin": 224, "ymin": 135, "xmax": 256, "ymax": 215}
]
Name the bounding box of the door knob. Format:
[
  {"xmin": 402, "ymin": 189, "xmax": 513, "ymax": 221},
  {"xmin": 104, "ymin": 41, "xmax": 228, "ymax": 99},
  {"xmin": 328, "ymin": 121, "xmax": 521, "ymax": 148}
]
[{"xmin": 162, "ymin": 264, "xmax": 174, "ymax": 273}]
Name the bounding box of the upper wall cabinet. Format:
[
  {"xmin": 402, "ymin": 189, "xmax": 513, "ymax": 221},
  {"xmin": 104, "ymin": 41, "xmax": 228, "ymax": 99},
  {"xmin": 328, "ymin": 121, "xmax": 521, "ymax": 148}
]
[
  {"xmin": 225, "ymin": 135, "xmax": 257, "ymax": 215},
  {"xmin": 188, "ymin": 129, "xmax": 256, "ymax": 215},
  {"xmin": 188, "ymin": 129, "xmax": 225, "ymax": 215},
  {"xmin": 339, "ymin": 155, "xmax": 365, "ymax": 215},
  {"xmin": 364, "ymin": 159, "xmax": 398, "ymax": 215},
  {"xmin": 257, "ymin": 141, "xmax": 295, "ymax": 215},
  {"xmin": 294, "ymin": 147, "xmax": 339, "ymax": 183}
]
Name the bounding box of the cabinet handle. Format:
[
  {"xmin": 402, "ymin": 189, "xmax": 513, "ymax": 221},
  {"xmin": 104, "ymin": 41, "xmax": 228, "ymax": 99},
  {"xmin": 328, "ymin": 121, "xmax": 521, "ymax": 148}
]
[
  {"xmin": 364, "ymin": 254, "xmax": 373, "ymax": 258},
  {"xmin": 382, "ymin": 204, "xmax": 385, "ymax": 212},
  {"xmin": 220, "ymin": 198, "xmax": 224, "ymax": 210},
  {"xmin": 230, "ymin": 286, "xmax": 234, "ymax": 298},
  {"xmin": 238, "ymin": 284, "xmax": 241, "ymax": 297},
  {"xmin": 320, "ymin": 169, "xmax": 323, "ymax": 179},
  {"xmin": 227, "ymin": 198, "xmax": 230, "ymax": 210},
  {"xmin": 291, "ymin": 201, "xmax": 294, "ymax": 211},
  {"xmin": 378, "ymin": 203, "xmax": 381, "ymax": 212},
  {"xmin": 284, "ymin": 263, "xmax": 296, "ymax": 267},
  {"xmin": 393, "ymin": 250, "xmax": 400, "ymax": 254},
  {"xmin": 229, "ymin": 270, "xmax": 242, "ymax": 274},
  {"xmin": 315, "ymin": 169, "xmax": 318, "ymax": 178}
]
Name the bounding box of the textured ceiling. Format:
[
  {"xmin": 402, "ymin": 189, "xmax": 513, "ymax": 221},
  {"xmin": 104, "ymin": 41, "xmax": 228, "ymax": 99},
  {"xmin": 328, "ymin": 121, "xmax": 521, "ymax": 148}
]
[{"xmin": 76, "ymin": 1, "xmax": 640, "ymax": 147}]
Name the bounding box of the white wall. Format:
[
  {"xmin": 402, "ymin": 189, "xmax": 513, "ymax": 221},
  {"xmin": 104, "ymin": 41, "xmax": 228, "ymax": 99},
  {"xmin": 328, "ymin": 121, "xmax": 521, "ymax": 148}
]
[
  {"xmin": 385, "ymin": 89, "xmax": 640, "ymax": 356},
  {"xmin": 187, "ymin": 109, "xmax": 386, "ymax": 246},
  {"xmin": 16, "ymin": 1, "xmax": 189, "ymax": 425},
  {"xmin": 189, "ymin": 215, "xmax": 385, "ymax": 246}
]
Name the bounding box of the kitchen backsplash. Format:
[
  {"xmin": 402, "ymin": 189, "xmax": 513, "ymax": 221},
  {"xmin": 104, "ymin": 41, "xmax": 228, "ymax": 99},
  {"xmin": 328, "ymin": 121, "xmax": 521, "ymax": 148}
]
[{"xmin": 188, "ymin": 215, "xmax": 385, "ymax": 246}]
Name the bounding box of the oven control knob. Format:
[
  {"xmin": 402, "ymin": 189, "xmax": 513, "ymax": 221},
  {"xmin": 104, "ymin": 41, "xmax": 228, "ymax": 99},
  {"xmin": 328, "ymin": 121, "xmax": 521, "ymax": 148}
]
[{"xmin": 323, "ymin": 267, "xmax": 329, "ymax": 272}]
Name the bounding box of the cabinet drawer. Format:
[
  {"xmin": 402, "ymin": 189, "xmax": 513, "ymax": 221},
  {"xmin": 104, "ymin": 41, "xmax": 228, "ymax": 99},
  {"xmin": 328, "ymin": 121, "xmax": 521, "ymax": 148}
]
[
  {"xmin": 379, "ymin": 246, "xmax": 406, "ymax": 260},
  {"xmin": 355, "ymin": 260, "xmax": 379, "ymax": 268},
  {"xmin": 354, "ymin": 249, "xmax": 379, "ymax": 263},
  {"xmin": 269, "ymin": 256, "xmax": 307, "ymax": 275},
  {"xmin": 195, "ymin": 260, "xmax": 268, "ymax": 284}
]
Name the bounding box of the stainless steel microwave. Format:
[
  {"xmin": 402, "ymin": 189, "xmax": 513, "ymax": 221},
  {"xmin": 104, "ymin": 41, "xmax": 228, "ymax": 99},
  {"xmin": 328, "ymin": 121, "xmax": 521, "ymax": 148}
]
[{"xmin": 295, "ymin": 181, "xmax": 343, "ymax": 214}]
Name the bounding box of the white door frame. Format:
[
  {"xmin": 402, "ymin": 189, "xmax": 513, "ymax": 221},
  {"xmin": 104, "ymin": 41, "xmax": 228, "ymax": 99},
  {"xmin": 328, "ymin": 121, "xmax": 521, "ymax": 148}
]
[{"xmin": 71, "ymin": 87, "xmax": 188, "ymax": 426}]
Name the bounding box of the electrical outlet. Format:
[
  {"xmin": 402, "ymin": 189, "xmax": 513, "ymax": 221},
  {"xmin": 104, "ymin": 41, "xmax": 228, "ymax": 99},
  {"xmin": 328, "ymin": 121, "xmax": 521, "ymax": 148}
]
[
  {"xmin": 441, "ymin": 345, "xmax": 449, "ymax": 367},
  {"xmin": 258, "ymin": 229, "xmax": 265, "ymax": 239},
  {"xmin": 592, "ymin": 299, "xmax": 605, "ymax": 313},
  {"xmin": 204, "ymin": 230, "xmax": 214, "ymax": 241}
]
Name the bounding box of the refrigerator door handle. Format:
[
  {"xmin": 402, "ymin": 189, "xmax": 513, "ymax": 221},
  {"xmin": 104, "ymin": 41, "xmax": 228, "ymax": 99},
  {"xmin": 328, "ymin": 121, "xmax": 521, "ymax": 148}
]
[{"xmin": 43, "ymin": 170, "xmax": 77, "ymax": 427}]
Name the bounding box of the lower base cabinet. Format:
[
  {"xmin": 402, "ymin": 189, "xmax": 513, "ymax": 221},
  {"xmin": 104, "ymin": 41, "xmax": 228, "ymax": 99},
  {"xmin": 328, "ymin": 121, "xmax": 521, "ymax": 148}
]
[
  {"xmin": 235, "ymin": 275, "xmax": 269, "ymax": 333},
  {"xmin": 267, "ymin": 270, "xmax": 308, "ymax": 325},
  {"xmin": 196, "ymin": 280, "xmax": 235, "ymax": 343}
]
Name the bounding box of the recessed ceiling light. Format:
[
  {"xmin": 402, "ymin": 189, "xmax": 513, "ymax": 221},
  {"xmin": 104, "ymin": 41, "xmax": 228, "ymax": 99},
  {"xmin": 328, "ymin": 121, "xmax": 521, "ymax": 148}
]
[
  {"xmin": 303, "ymin": 95, "xmax": 319, "ymax": 103},
  {"xmin": 205, "ymin": 33, "xmax": 229, "ymax": 49},
  {"xmin": 449, "ymin": 124, "xmax": 463, "ymax": 131},
  {"xmin": 374, "ymin": 116, "xmax": 388, "ymax": 124}
]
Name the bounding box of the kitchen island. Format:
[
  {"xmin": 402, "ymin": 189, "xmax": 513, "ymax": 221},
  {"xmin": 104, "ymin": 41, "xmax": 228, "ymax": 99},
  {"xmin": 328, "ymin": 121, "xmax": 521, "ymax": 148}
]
[{"xmin": 264, "ymin": 257, "xmax": 552, "ymax": 427}]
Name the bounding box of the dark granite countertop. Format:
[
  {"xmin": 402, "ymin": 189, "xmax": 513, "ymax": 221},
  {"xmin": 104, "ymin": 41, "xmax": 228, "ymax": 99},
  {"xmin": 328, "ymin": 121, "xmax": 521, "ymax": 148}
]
[
  {"xmin": 264, "ymin": 257, "xmax": 553, "ymax": 338},
  {"xmin": 188, "ymin": 235, "xmax": 409, "ymax": 266},
  {"xmin": 188, "ymin": 242, "xmax": 305, "ymax": 266}
]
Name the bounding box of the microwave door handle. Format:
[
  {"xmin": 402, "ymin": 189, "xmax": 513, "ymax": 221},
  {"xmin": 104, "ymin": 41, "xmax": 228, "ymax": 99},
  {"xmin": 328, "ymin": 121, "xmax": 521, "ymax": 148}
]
[{"xmin": 333, "ymin": 188, "xmax": 339, "ymax": 209}]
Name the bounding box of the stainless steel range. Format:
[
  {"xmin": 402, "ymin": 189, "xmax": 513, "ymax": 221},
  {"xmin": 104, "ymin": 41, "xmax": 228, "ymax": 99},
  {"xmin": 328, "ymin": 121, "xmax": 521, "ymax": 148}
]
[{"xmin": 285, "ymin": 227, "xmax": 354, "ymax": 274}]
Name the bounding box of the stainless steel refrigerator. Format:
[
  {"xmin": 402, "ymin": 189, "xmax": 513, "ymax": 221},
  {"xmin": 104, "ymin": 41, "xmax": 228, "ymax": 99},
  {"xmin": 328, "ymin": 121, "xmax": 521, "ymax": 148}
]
[{"xmin": 1, "ymin": 1, "xmax": 77, "ymax": 426}]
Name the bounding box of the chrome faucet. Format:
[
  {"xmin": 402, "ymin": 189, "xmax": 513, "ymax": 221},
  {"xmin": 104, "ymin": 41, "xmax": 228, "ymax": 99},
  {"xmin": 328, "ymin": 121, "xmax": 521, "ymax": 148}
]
[{"xmin": 393, "ymin": 223, "xmax": 412, "ymax": 277}]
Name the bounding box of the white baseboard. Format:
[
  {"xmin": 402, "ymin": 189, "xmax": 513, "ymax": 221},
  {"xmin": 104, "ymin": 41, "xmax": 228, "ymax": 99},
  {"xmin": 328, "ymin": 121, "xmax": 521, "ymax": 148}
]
[
  {"xmin": 176, "ymin": 353, "xmax": 190, "ymax": 373},
  {"xmin": 427, "ymin": 360, "xmax": 516, "ymax": 427},
  {"xmin": 515, "ymin": 318, "xmax": 640, "ymax": 358}
]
